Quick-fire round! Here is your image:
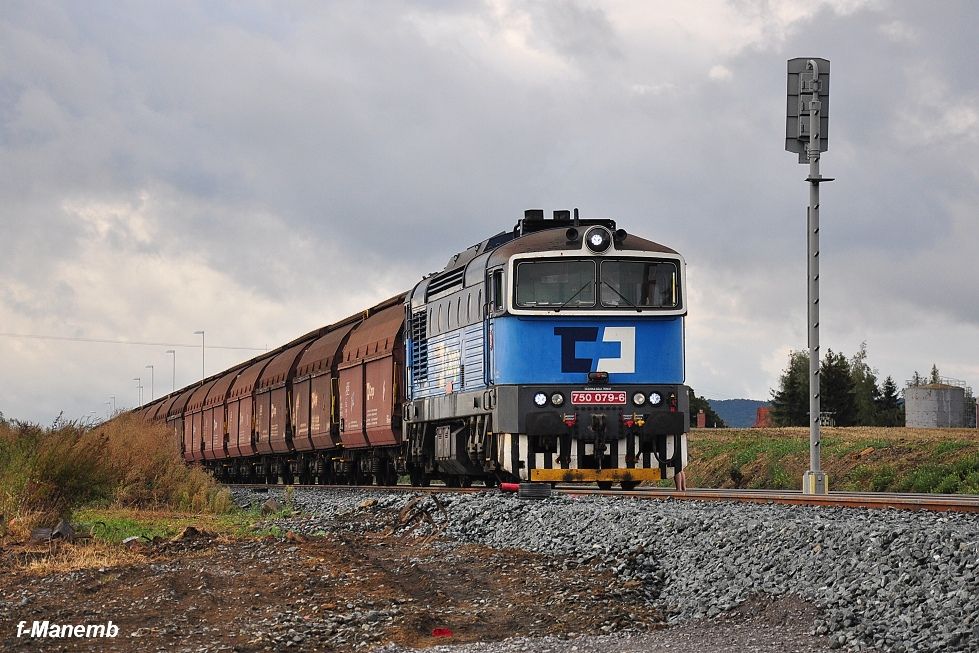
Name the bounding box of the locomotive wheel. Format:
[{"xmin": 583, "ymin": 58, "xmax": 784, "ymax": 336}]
[
  {"xmin": 459, "ymin": 476, "xmax": 473, "ymax": 488},
  {"xmin": 596, "ymin": 481, "xmax": 613, "ymax": 490},
  {"xmin": 620, "ymin": 481, "xmax": 639, "ymax": 491},
  {"xmin": 409, "ymin": 468, "xmax": 430, "ymax": 487}
]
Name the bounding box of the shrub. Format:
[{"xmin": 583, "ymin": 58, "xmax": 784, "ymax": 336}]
[{"xmin": 0, "ymin": 414, "xmax": 230, "ymax": 530}]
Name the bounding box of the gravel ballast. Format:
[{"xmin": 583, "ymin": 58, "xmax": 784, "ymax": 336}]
[{"xmin": 235, "ymin": 487, "xmax": 979, "ymax": 652}]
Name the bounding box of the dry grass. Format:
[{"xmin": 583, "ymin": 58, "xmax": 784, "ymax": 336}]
[
  {"xmin": 94, "ymin": 415, "xmax": 232, "ymax": 513},
  {"xmin": 1, "ymin": 414, "xmax": 231, "ymax": 537},
  {"xmin": 13, "ymin": 540, "xmax": 146, "ymax": 575}
]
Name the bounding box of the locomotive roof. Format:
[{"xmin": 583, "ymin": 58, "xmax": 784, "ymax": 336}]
[
  {"xmin": 408, "ymin": 213, "xmax": 680, "ymax": 309},
  {"xmin": 485, "ymin": 226, "xmax": 679, "ymax": 265}
]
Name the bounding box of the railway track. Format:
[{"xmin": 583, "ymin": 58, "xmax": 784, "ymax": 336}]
[{"xmin": 228, "ymin": 483, "xmax": 979, "ymax": 513}]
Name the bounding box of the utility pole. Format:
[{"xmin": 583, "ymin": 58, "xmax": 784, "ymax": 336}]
[
  {"xmin": 786, "ymin": 57, "xmax": 833, "ymax": 495},
  {"xmin": 166, "ymin": 349, "xmax": 176, "ymax": 393},
  {"xmin": 145, "ymin": 364, "xmax": 154, "ymax": 401},
  {"xmin": 133, "ymin": 377, "xmax": 143, "ymax": 407},
  {"xmin": 194, "ymin": 331, "xmax": 205, "ymax": 384}
]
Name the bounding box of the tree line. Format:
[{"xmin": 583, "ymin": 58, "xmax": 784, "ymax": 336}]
[{"xmin": 770, "ymin": 343, "xmax": 904, "ymax": 427}]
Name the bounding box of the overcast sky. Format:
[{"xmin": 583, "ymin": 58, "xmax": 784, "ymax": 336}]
[{"xmin": 2, "ymin": 0, "xmax": 977, "ymax": 424}]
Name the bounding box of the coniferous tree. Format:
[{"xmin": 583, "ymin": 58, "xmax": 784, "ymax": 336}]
[
  {"xmin": 821, "ymin": 349, "xmax": 858, "ymax": 426},
  {"xmin": 911, "ymin": 371, "xmax": 923, "ymax": 387},
  {"xmin": 849, "ymin": 342, "xmax": 880, "ymax": 426},
  {"xmin": 771, "ymin": 350, "xmax": 810, "ymax": 426},
  {"xmin": 929, "ymin": 364, "xmax": 941, "ymax": 384},
  {"xmin": 875, "ymin": 376, "xmax": 903, "ymax": 426}
]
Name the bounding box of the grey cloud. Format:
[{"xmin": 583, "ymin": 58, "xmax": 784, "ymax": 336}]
[{"xmin": 2, "ymin": 0, "xmax": 978, "ymax": 421}]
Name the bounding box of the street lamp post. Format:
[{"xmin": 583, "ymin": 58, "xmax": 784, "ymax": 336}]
[
  {"xmin": 193, "ymin": 331, "xmax": 205, "ymax": 384},
  {"xmin": 104, "ymin": 401, "xmax": 111, "ymax": 419},
  {"xmin": 133, "ymin": 377, "xmax": 142, "ymax": 406},
  {"xmin": 166, "ymin": 349, "xmax": 176, "ymax": 393},
  {"xmin": 145, "ymin": 365, "xmax": 155, "ymax": 401},
  {"xmin": 109, "ymin": 395, "xmax": 116, "ymax": 414}
]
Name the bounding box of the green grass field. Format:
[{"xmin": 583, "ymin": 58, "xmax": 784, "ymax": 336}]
[{"xmin": 687, "ymin": 427, "xmax": 979, "ymax": 493}]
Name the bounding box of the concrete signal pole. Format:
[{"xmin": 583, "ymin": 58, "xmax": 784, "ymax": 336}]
[{"xmin": 785, "ymin": 58, "xmax": 833, "ymax": 495}]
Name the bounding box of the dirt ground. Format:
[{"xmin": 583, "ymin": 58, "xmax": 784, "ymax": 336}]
[{"xmin": 1, "ymin": 526, "xmax": 664, "ymax": 652}]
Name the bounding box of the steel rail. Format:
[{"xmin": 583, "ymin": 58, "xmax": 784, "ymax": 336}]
[{"xmin": 226, "ymin": 483, "xmax": 979, "ymax": 513}]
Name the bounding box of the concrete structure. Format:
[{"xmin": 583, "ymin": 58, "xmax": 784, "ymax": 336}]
[{"xmin": 904, "ymin": 382, "xmax": 971, "ymax": 428}]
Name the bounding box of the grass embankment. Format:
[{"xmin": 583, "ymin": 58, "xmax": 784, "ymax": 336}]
[
  {"xmin": 687, "ymin": 427, "xmax": 979, "ymax": 493},
  {"xmin": 0, "ymin": 414, "xmax": 232, "ymax": 540}
]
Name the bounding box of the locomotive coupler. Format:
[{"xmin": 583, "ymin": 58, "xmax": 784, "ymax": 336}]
[{"xmin": 590, "ymin": 414, "xmax": 607, "ymax": 470}]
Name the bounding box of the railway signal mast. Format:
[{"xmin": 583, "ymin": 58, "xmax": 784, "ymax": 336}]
[{"xmin": 785, "ymin": 58, "xmax": 833, "ymax": 495}]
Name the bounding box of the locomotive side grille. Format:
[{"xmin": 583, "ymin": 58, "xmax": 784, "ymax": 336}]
[
  {"xmin": 410, "ymin": 310, "xmax": 428, "ymax": 383},
  {"xmin": 425, "ymin": 267, "xmax": 465, "ymax": 300}
]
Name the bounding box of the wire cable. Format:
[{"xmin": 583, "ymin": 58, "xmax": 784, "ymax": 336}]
[{"xmin": 0, "ymin": 332, "xmax": 267, "ymax": 351}]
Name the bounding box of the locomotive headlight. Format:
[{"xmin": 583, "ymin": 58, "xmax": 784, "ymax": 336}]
[
  {"xmin": 584, "ymin": 226, "xmax": 612, "ymax": 253},
  {"xmin": 533, "ymin": 392, "xmax": 548, "ymax": 407},
  {"xmin": 632, "ymin": 392, "xmax": 646, "ymax": 406},
  {"xmin": 550, "ymin": 392, "xmax": 565, "ymax": 407},
  {"xmin": 649, "ymin": 392, "xmax": 663, "ymax": 406}
]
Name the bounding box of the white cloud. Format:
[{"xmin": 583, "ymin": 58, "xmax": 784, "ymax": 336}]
[
  {"xmin": 708, "ymin": 64, "xmax": 732, "ymax": 81},
  {"xmin": 878, "ymin": 19, "xmax": 917, "ymax": 43}
]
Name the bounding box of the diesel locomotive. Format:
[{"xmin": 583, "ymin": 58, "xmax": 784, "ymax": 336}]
[{"xmin": 135, "ymin": 209, "xmax": 690, "ymax": 488}]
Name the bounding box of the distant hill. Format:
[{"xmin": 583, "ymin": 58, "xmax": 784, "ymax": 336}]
[{"xmin": 707, "ymin": 399, "xmax": 770, "ymax": 428}]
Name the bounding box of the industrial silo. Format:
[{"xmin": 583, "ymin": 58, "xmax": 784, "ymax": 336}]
[{"xmin": 904, "ymin": 383, "xmax": 967, "ymax": 428}]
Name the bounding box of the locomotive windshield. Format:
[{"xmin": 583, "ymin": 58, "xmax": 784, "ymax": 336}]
[
  {"xmin": 514, "ymin": 259, "xmax": 595, "ymax": 307},
  {"xmin": 600, "ymin": 260, "xmax": 679, "ymax": 308},
  {"xmin": 514, "ymin": 257, "xmax": 680, "ymax": 310}
]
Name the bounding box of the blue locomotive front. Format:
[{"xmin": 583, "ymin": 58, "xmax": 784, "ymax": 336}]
[{"xmin": 403, "ymin": 209, "xmax": 689, "ymax": 488}]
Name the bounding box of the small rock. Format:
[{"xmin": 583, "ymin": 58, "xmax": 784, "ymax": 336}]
[
  {"xmin": 262, "ymin": 498, "xmax": 281, "ymax": 515},
  {"xmin": 51, "ymin": 518, "xmax": 76, "ymax": 541},
  {"xmin": 285, "ymin": 530, "xmax": 307, "ymax": 544},
  {"xmin": 171, "ymin": 525, "xmax": 213, "ymax": 542}
]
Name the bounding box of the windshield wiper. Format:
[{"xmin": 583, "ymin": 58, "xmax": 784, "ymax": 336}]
[
  {"xmin": 601, "ymin": 280, "xmax": 643, "ymax": 312},
  {"xmin": 554, "ymin": 281, "xmax": 593, "ymax": 312}
]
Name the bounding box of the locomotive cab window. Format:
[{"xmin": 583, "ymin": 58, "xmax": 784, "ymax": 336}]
[
  {"xmin": 489, "ymin": 269, "xmax": 504, "ymax": 313},
  {"xmin": 514, "ymin": 259, "xmax": 596, "ymax": 308},
  {"xmin": 600, "ymin": 260, "xmax": 679, "ymax": 309}
]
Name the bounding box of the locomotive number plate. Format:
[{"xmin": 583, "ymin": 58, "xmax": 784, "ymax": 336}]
[{"xmin": 571, "ymin": 390, "xmax": 627, "ymax": 405}]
